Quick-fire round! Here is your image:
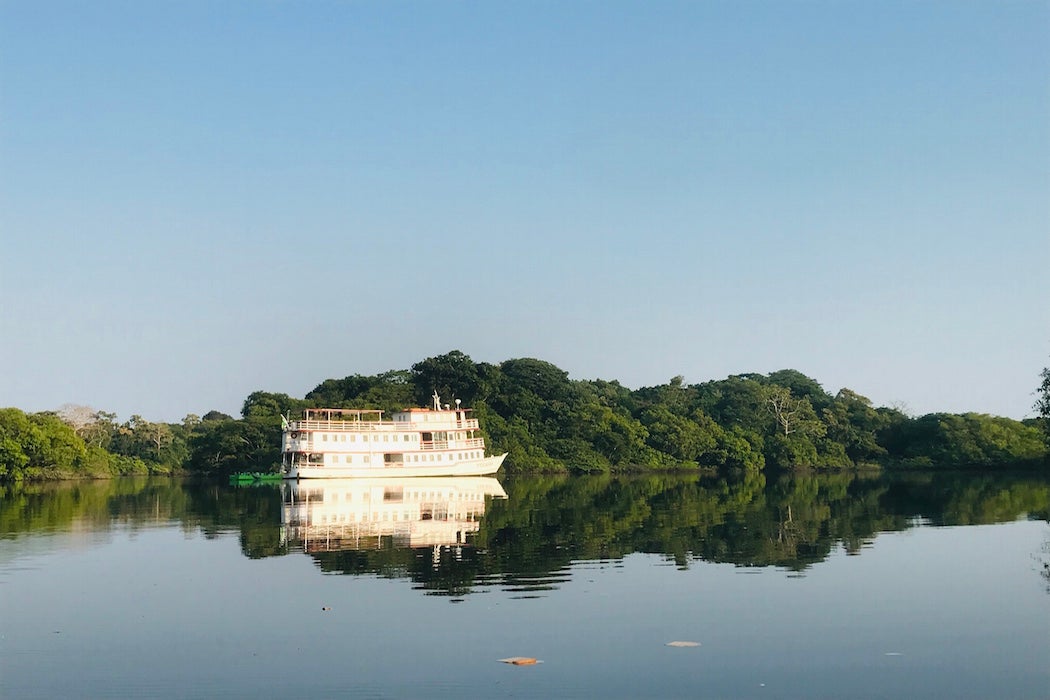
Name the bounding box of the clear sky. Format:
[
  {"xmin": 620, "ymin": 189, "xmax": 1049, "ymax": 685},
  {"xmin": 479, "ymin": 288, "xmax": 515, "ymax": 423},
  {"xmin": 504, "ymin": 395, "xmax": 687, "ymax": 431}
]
[{"xmin": 1, "ymin": 1, "xmax": 1047, "ymax": 422}]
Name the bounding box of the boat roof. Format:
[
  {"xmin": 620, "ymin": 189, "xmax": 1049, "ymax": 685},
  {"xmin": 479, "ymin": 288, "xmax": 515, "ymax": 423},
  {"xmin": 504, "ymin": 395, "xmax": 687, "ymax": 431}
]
[
  {"xmin": 299, "ymin": 406, "xmax": 473, "ymax": 420},
  {"xmin": 301, "ymin": 408, "xmax": 385, "ymax": 420},
  {"xmin": 400, "ymin": 407, "xmax": 473, "ymax": 413}
]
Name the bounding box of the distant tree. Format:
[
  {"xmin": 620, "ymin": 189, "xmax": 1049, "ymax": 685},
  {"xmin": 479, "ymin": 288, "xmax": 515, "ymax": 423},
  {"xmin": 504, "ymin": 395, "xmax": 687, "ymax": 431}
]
[
  {"xmin": 55, "ymin": 405, "xmax": 116, "ymax": 449},
  {"xmin": 0, "ymin": 408, "xmax": 34, "ymax": 480},
  {"xmin": 305, "ymin": 371, "xmax": 412, "ymax": 414},
  {"xmin": 56, "ymin": 404, "xmax": 97, "ymax": 437},
  {"xmin": 241, "ymin": 391, "xmax": 305, "ymax": 422},
  {"xmin": 582, "ymin": 378, "xmax": 637, "ymax": 412},
  {"xmin": 410, "ymin": 350, "xmax": 485, "ymax": 406},
  {"xmin": 0, "ymin": 409, "xmax": 88, "ymax": 480},
  {"xmin": 498, "ymin": 358, "xmax": 573, "ymax": 402},
  {"xmin": 694, "ymin": 375, "xmax": 772, "ymax": 434},
  {"xmin": 718, "ymin": 427, "xmax": 765, "ymax": 471},
  {"xmin": 1036, "ymin": 364, "xmax": 1050, "ymax": 423},
  {"xmin": 108, "ymin": 415, "xmax": 169, "ymax": 462},
  {"xmin": 765, "ymin": 386, "xmax": 824, "ymax": 437},
  {"xmin": 884, "ymin": 413, "xmax": 1046, "ymax": 468},
  {"xmin": 759, "ymin": 386, "xmax": 831, "ymax": 468},
  {"xmin": 28, "ymin": 412, "xmax": 87, "ymax": 474},
  {"xmin": 638, "ymin": 405, "xmax": 713, "ymax": 463},
  {"xmin": 86, "ymin": 411, "xmax": 118, "ymax": 449},
  {"xmin": 187, "ymin": 419, "xmax": 274, "ymax": 475},
  {"xmin": 490, "ymin": 358, "xmax": 576, "ymax": 434},
  {"xmin": 581, "ymin": 403, "xmax": 651, "ymax": 467},
  {"xmin": 822, "ymin": 389, "xmax": 888, "ymax": 464},
  {"xmin": 145, "ymin": 421, "xmax": 174, "ymax": 461},
  {"xmin": 765, "ymin": 370, "xmax": 832, "ymax": 411}
]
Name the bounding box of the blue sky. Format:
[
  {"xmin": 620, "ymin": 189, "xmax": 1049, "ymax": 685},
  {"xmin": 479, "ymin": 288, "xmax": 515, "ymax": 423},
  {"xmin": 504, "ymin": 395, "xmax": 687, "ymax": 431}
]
[{"xmin": 1, "ymin": 1, "xmax": 1047, "ymax": 422}]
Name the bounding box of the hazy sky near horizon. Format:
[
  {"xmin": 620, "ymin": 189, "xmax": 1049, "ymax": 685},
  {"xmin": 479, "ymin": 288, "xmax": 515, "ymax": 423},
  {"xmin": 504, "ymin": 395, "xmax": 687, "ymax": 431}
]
[{"xmin": 1, "ymin": 1, "xmax": 1048, "ymax": 423}]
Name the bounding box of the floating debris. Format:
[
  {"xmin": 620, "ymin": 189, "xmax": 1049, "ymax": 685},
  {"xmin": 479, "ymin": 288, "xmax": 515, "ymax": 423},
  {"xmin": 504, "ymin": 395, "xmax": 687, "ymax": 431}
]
[
  {"xmin": 884, "ymin": 652, "xmax": 903, "ymax": 656},
  {"xmin": 499, "ymin": 657, "xmax": 540, "ymax": 665},
  {"xmin": 321, "ymin": 607, "xmax": 331, "ymax": 611},
  {"xmin": 666, "ymin": 641, "xmax": 701, "ymax": 648}
]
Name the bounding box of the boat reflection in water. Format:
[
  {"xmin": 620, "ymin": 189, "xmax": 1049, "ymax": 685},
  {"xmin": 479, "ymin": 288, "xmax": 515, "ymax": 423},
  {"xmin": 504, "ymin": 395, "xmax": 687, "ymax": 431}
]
[{"xmin": 281, "ymin": 477, "xmax": 507, "ymax": 553}]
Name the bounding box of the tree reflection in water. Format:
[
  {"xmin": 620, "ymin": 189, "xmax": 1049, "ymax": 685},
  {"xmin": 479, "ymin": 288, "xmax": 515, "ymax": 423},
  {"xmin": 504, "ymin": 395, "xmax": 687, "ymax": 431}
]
[{"xmin": 1, "ymin": 470, "xmax": 1047, "ymax": 595}]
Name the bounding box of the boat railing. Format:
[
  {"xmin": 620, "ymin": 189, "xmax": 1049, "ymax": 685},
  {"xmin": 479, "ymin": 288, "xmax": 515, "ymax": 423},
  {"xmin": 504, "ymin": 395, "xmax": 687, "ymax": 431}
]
[
  {"xmin": 284, "ymin": 437, "xmax": 487, "ymax": 451},
  {"xmin": 420, "ymin": 438, "xmax": 485, "ymax": 450},
  {"xmin": 290, "ymin": 418, "xmax": 480, "ymax": 432}
]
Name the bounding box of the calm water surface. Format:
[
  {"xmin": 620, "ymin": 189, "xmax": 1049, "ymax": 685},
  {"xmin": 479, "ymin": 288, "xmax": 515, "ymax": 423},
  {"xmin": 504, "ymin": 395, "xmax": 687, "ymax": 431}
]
[{"xmin": 2, "ymin": 471, "xmax": 1048, "ymax": 699}]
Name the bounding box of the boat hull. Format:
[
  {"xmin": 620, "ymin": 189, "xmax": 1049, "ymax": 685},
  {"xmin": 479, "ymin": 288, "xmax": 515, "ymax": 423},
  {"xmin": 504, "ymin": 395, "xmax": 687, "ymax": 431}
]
[{"xmin": 284, "ymin": 452, "xmax": 507, "ymax": 479}]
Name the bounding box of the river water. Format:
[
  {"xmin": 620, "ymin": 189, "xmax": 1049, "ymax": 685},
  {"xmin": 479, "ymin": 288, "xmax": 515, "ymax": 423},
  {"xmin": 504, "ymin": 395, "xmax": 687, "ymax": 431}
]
[{"xmin": 1, "ymin": 471, "xmax": 1048, "ymax": 699}]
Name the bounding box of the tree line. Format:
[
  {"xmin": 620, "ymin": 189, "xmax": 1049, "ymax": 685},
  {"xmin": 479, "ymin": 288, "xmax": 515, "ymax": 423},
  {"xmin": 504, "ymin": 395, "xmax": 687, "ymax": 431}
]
[{"xmin": 2, "ymin": 350, "xmax": 1048, "ymax": 481}]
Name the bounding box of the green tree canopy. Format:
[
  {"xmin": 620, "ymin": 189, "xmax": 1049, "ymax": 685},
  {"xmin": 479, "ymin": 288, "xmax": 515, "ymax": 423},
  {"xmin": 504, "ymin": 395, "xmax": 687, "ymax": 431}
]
[{"xmin": 410, "ymin": 350, "xmax": 490, "ymax": 407}]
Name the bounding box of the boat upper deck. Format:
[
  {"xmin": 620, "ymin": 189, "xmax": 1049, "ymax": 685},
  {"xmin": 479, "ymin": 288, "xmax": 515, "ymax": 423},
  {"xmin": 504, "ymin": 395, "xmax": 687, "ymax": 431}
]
[{"xmin": 290, "ymin": 407, "xmax": 480, "ymax": 433}]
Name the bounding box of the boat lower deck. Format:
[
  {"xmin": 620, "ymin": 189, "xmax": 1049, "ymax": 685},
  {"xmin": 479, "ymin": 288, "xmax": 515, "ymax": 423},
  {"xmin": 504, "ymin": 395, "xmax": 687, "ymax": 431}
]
[{"xmin": 284, "ymin": 453, "xmax": 507, "ymax": 479}]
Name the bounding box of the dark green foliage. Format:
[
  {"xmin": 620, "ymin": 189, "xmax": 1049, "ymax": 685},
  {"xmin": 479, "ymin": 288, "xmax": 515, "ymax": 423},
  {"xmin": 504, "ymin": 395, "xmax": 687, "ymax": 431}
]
[
  {"xmin": 693, "ymin": 375, "xmax": 774, "ymax": 435},
  {"xmin": 410, "ymin": 350, "xmax": 492, "ymax": 407},
  {"xmin": 304, "ymin": 371, "xmax": 412, "ymax": 415},
  {"xmin": 0, "ymin": 408, "xmax": 84, "ymax": 480},
  {"xmin": 241, "ymin": 392, "xmax": 306, "ymax": 422},
  {"xmin": 823, "ymin": 389, "xmax": 889, "ymax": 464},
  {"xmin": 3, "ymin": 354, "xmax": 1047, "ymax": 482},
  {"xmin": 765, "ymin": 369, "xmax": 833, "ymax": 410},
  {"xmin": 1037, "ymin": 365, "xmax": 1050, "ymax": 419},
  {"xmin": 1036, "ymin": 364, "xmax": 1050, "ymax": 443},
  {"xmin": 187, "ymin": 419, "xmax": 275, "ymax": 476},
  {"xmin": 882, "ymin": 413, "xmax": 1046, "ymax": 468}
]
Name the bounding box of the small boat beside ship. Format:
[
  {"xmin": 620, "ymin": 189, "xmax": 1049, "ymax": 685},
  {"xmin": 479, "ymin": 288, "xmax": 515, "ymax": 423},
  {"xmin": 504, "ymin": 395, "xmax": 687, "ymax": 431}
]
[
  {"xmin": 229, "ymin": 471, "xmax": 283, "ymax": 485},
  {"xmin": 281, "ymin": 392, "xmax": 507, "ymax": 479}
]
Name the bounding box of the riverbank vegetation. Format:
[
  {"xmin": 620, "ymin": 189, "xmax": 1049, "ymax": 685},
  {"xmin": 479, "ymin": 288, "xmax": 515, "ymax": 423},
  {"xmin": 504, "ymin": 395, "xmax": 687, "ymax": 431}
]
[{"xmin": 2, "ymin": 351, "xmax": 1048, "ymax": 482}]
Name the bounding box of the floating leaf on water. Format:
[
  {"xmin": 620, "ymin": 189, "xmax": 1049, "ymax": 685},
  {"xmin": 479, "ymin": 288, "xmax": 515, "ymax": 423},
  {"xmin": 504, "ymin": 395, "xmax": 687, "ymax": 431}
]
[
  {"xmin": 499, "ymin": 657, "xmax": 540, "ymax": 665},
  {"xmin": 666, "ymin": 641, "xmax": 700, "ymax": 647}
]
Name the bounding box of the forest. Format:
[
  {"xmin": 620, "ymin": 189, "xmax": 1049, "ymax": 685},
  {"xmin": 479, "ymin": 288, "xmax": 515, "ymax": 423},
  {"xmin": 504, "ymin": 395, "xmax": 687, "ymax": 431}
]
[{"xmin": 2, "ymin": 350, "xmax": 1048, "ymax": 482}]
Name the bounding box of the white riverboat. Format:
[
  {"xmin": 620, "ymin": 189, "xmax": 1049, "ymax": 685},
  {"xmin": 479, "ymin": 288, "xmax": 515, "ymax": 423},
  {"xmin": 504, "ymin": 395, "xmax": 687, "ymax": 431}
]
[{"xmin": 280, "ymin": 392, "xmax": 507, "ymax": 479}]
